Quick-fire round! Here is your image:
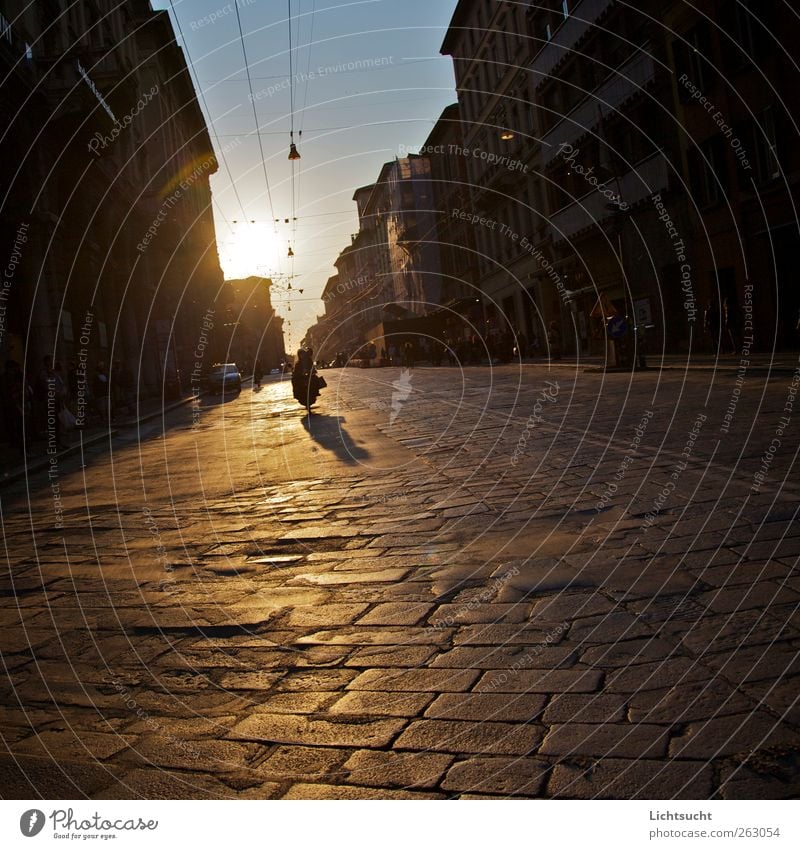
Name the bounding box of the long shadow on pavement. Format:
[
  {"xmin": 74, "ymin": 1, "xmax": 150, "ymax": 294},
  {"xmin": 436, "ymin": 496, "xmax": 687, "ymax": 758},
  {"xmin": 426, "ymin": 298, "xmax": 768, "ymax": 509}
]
[
  {"xmin": 301, "ymin": 412, "xmax": 370, "ymax": 465},
  {"xmin": 0, "ymin": 389, "xmax": 242, "ymax": 504}
]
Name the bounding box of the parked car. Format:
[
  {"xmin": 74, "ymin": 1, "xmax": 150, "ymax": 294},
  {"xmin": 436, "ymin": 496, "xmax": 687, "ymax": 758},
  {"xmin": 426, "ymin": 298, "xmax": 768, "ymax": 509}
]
[{"xmin": 207, "ymin": 363, "xmax": 242, "ymax": 395}]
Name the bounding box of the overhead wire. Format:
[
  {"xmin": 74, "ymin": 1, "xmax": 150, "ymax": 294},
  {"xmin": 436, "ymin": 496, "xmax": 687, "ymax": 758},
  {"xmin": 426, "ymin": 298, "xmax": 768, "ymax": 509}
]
[
  {"xmin": 197, "ymin": 55, "xmax": 445, "ymax": 83},
  {"xmin": 296, "ymin": 0, "xmax": 316, "ymax": 217},
  {"xmin": 288, "ymin": 0, "xmax": 295, "ymax": 141},
  {"xmin": 167, "ymin": 0, "xmax": 250, "ymax": 225},
  {"xmin": 233, "ymin": 0, "xmax": 279, "ymax": 234},
  {"xmin": 298, "ymin": 0, "xmax": 316, "ymax": 136}
]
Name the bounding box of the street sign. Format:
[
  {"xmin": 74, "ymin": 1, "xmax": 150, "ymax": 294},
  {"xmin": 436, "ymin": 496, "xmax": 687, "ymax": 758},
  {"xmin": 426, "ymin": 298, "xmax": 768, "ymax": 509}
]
[{"xmin": 608, "ymin": 315, "xmax": 628, "ymax": 338}]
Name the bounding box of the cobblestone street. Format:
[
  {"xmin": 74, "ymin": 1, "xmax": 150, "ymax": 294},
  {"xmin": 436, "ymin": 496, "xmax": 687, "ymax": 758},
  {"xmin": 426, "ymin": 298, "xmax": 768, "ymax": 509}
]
[{"xmin": 1, "ymin": 363, "xmax": 799, "ymax": 799}]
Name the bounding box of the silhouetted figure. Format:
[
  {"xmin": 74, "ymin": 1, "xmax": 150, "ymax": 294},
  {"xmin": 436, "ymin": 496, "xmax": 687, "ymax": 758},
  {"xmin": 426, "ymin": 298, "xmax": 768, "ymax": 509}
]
[
  {"xmin": 36, "ymin": 355, "xmax": 68, "ymax": 449},
  {"xmin": 723, "ymin": 297, "xmax": 742, "ymax": 355},
  {"xmin": 292, "ymin": 347, "xmax": 323, "ymax": 411},
  {"xmin": 94, "ymin": 362, "xmax": 110, "ymax": 420},
  {"xmin": 547, "ymin": 321, "xmax": 562, "ymax": 360},
  {"xmin": 703, "ymin": 299, "xmax": 721, "ymax": 352},
  {"xmin": 499, "ymin": 330, "xmax": 514, "ymax": 363},
  {"xmin": 253, "ymin": 359, "xmax": 263, "ymax": 389},
  {"xmin": 111, "ymin": 360, "xmax": 134, "ymax": 415}
]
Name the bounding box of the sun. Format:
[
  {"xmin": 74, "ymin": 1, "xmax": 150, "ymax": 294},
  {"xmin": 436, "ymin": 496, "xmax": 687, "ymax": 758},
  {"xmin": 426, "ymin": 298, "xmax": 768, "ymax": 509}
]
[{"xmin": 218, "ymin": 221, "xmax": 280, "ymax": 279}]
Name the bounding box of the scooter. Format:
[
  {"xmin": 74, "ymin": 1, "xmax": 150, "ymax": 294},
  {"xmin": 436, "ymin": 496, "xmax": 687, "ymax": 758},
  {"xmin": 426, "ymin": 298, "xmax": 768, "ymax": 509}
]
[{"xmin": 291, "ymin": 365, "xmax": 325, "ymax": 412}]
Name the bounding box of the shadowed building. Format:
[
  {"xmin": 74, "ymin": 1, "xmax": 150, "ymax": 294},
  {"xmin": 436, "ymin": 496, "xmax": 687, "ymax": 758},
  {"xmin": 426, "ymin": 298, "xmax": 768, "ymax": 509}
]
[
  {"xmin": 440, "ymin": 0, "xmax": 800, "ymax": 356},
  {"xmin": 0, "ymin": 0, "xmax": 225, "ymax": 408},
  {"xmin": 663, "ymin": 1, "xmax": 800, "ymax": 352},
  {"xmin": 215, "ymin": 276, "xmax": 285, "ymax": 374},
  {"xmin": 310, "ymin": 155, "xmax": 444, "ymax": 357},
  {"xmin": 441, "ymin": 0, "xmax": 551, "ymax": 353}
]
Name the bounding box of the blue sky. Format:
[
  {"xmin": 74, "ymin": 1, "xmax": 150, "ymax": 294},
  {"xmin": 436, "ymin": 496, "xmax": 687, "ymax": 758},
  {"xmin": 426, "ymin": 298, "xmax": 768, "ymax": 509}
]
[{"xmin": 153, "ymin": 0, "xmax": 459, "ymax": 349}]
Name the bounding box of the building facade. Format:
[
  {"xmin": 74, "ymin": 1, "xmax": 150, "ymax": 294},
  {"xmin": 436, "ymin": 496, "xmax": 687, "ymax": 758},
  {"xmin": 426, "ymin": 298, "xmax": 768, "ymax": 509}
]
[
  {"xmin": 529, "ymin": 0, "xmax": 691, "ymax": 356},
  {"xmin": 664, "ymin": 0, "xmax": 800, "ymax": 351},
  {"xmin": 0, "ymin": 0, "xmax": 226, "ymax": 412},
  {"xmin": 304, "ymin": 0, "xmax": 800, "ymax": 360},
  {"xmin": 441, "ymin": 0, "xmax": 551, "ymax": 351},
  {"xmin": 216, "ymin": 276, "xmax": 284, "ymax": 373},
  {"xmin": 440, "ymin": 0, "xmax": 800, "ymax": 356},
  {"xmin": 306, "ymin": 154, "xmax": 445, "ymax": 358}
]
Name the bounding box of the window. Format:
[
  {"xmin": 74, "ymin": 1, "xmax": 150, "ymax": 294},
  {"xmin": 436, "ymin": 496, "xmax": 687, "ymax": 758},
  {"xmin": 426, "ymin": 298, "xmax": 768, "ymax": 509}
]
[
  {"xmin": 673, "ymin": 23, "xmax": 712, "ymax": 96},
  {"xmin": 0, "ymin": 13, "xmax": 11, "ymax": 43},
  {"xmin": 733, "ymin": 2, "xmax": 758, "ymax": 57},
  {"xmin": 689, "ymin": 136, "xmax": 728, "ymax": 208},
  {"xmin": 721, "ymin": 0, "xmax": 771, "ymax": 67},
  {"xmin": 562, "ymin": 1, "xmax": 570, "ymax": 19},
  {"xmin": 751, "ymin": 107, "xmax": 780, "ymax": 184},
  {"xmin": 687, "ymin": 26, "xmax": 709, "ymax": 87}
]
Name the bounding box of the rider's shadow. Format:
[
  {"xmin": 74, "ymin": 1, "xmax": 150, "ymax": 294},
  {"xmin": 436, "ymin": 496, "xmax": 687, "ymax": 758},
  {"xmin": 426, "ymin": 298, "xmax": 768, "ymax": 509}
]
[{"xmin": 301, "ymin": 413, "xmax": 370, "ymax": 464}]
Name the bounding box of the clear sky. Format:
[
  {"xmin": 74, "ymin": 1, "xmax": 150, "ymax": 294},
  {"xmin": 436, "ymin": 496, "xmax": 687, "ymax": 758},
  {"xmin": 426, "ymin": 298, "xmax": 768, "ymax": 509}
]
[{"xmin": 153, "ymin": 0, "xmax": 459, "ymax": 351}]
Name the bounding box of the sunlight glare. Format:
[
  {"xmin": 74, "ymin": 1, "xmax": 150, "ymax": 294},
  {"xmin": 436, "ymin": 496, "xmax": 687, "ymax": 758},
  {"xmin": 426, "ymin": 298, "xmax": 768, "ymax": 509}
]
[{"xmin": 219, "ymin": 221, "xmax": 279, "ymax": 279}]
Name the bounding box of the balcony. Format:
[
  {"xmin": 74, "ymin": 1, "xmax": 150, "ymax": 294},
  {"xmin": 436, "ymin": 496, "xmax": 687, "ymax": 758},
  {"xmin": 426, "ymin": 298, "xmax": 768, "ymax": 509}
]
[
  {"xmin": 549, "ymin": 152, "xmax": 668, "ymax": 243},
  {"xmin": 531, "ymin": 0, "xmax": 614, "ymax": 84},
  {"xmin": 541, "ymin": 48, "xmax": 656, "ymax": 165}
]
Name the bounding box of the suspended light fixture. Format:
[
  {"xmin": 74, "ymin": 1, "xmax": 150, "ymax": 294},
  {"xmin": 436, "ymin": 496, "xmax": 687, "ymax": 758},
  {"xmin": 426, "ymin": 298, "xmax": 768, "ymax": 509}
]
[
  {"xmin": 287, "ymin": 245, "xmax": 294, "ymax": 257},
  {"xmin": 288, "ymin": 126, "xmax": 302, "ymax": 160}
]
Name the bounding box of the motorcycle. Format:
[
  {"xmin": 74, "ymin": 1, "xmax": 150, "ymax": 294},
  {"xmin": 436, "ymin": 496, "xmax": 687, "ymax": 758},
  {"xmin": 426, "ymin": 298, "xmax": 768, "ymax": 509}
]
[{"xmin": 291, "ymin": 365, "xmax": 326, "ymax": 412}]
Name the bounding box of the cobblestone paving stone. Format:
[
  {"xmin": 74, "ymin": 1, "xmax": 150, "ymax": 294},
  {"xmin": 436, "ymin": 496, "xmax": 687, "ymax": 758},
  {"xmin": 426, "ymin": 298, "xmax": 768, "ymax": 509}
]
[{"xmin": 1, "ymin": 364, "xmax": 799, "ymax": 798}]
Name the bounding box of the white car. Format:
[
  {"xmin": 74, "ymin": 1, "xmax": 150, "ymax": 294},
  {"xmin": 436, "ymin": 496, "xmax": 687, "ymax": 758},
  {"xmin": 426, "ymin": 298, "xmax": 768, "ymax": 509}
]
[{"xmin": 207, "ymin": 363, "xmax": 242, "ymax": 394}]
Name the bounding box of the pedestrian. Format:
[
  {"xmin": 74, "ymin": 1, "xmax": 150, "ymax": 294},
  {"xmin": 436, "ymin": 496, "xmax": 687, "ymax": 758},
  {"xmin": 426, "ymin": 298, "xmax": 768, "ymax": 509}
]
[
  {"xmin": 253, "ymin": 358, "xmax": 263, "ymax": 389},
  {"xmin": 723, "ymin": 297, "xmax": 742, "ymax": 355},
  {"xmin": 36, "ymin": 355, "xmax": 68, "ymax": 450},
  {"xmin": 635, "ymin": 321, "xmax": 648, "ymax": 369},
  {"xmin": 516, "ymin": 331, "xmax": 528, "ymax": 360},
  {"xmin": 94, "ymin": 361, "xmax": 111, "ymax": 420},
  {"xmin": 547, "ymin": 321, "xmax": 562, "ymax": 360},
  {"xmin": 703, "ymin": 299, "xmax": 720, "ymax": 352},
  {"xmin": 54, "ymin": 360, "xmax": 76, "ymax": 437},
  {"xmin": 402, "ymin": 341, "xmax": 415, "ymax": 369},
  {"xmin": 112, "ymin": 360, "xmax": 135, "ymax": 414},
  {"xmin": 468, "ymin": 333, "xmax": 480, "ymax": 364}
]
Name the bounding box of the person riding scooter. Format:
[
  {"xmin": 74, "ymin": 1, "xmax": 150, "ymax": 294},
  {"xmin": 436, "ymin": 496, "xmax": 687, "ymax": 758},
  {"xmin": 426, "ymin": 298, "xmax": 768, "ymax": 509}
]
[{"xmin": 291, "ymin": 347, "xmax": 325, "ymax": 412}]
